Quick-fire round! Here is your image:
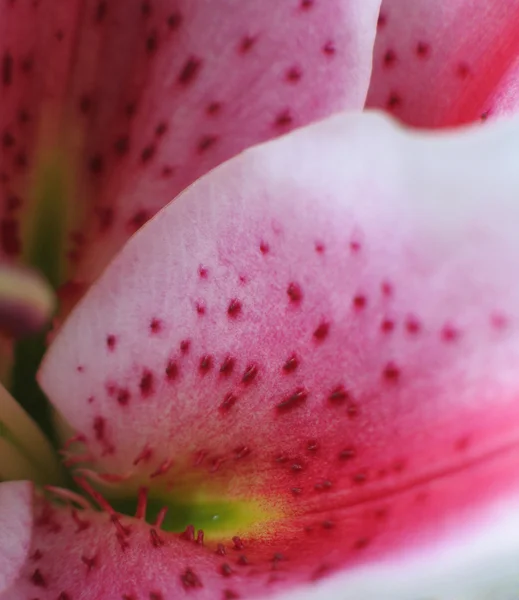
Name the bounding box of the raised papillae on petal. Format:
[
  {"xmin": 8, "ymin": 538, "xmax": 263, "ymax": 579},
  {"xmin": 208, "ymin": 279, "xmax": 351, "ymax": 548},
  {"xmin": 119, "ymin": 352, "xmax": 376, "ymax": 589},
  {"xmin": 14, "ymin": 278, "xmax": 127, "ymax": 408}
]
[
  {"xmin": 37, "ymin": 111, "xmax": 519, "ymax": 595},
  {"xmin": 367, "ymin": 0, "xmax": 519, "ymax": 127},
  {"xmin": 0, "ymin": 0, "xmax": 380, "ymax": 294},
  {"xmin": 39, "ymin": 112, "xmax": 519, "ymax": 596}
]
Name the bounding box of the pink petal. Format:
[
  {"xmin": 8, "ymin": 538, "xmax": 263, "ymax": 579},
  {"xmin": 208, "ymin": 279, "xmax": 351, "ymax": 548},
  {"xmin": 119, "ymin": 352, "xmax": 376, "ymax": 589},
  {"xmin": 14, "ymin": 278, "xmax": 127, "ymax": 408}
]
[
  {"xmin": 0, "ymin": 484, "xmax": 325, "ymax": 599},
  {"xmin": 40, "ymin": 112, "xmax": 519, "ymax": 585},
  {"xmin": 4, "ymin": 489, "xmax": 519, "ymax": 599},
  {"xmin": 366, "ymin": 0, "xmax": 519, "ymax": 127},
  {"xmin": 0, "ymin": 0, "xmax": 380, "ymax": 290},
  {"xmin": 272, "ymin": 493, "xmax": 519, "ymax": 599},
  {"xmin": 0, "ymin": 482, "xmax": 32, "ymax": 593}
]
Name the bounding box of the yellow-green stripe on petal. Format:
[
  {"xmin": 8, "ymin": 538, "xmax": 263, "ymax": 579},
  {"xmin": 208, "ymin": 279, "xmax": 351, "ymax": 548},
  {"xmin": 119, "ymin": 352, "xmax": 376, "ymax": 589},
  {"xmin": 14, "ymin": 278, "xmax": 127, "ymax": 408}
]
[
  {"xmin": 0, "ymin": 383, "xmax": 62, "ymax": 485},
  {"xmin": 0, "ymin": 263, "xmax": 55, "ymax": 338}
]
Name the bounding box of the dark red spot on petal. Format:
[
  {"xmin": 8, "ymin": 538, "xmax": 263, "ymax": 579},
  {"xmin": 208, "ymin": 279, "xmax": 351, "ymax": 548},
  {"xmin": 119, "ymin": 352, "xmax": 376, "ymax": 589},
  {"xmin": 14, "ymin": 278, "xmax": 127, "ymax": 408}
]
[
  {"xmin": 141, "ymin": 1, "xmax": 152, "ymax": 17},
  {"xmin": 381, "ymin": 281, "xmax": 393, "ymax": 296},
  {"xmin": 2, "ymin": 130, "xmax": 15, "ymax": 148},
  {"xmin": 198, "ymin": 134, "xmax": 218, "ymax": 154},
  {"xmin": 232, "ymin": 536, "xmax": 244, "ymax": 550},
  {"xmin": 94, "ymin": 1, "xmax": 107, "ymax": 23},
  {"xmin": 457, "ymin": 62, "xmax": 471, "ymax": 79},
  {"xmin": 150, "ymin": 318, "xmax": 162, "ymax": 334},
  {"xmin": 313, "ymin": 321, "xmax": 330, "ymax": 341},
  {"xmin": 2, "ymin": 52, "xmax": 13, "ymax": 86},
  {"xmin": 199, "ymin": 355, "xmax": 213, "ymax": 373},
  {"xmin": 141, "ymin": 144, "xmax": 156, "ymax": 164},
  {"xmin": 380, "ymin": 319, "xmax": 395, "ymax": 333},
  {"xmin": 155, "ymin": 122, "xmax": 168, "ymax": 137},
  {"xmin": 441, "ymin": 324, "xmax": 460, "ymax": 342},
  {"xmin": 286, "ymin": 66, "xmax": 302, "ymax": 82},
  {"xmin": 287, "ymin": 282, "xmax": 303, "ymax": 303},
  {"xmin": 405, "ymin": 316, "xmax": 421, "ymax": 334},
  {"xmin": 416, "ymin": 41, "xmax": 430, "ymax": 57},
  {"xmin": 351, "ymin": 471, "xmax": 367, "ymax": 485},
  {"xmin": 240, "ymin": 35, "xmax": 256, "ymax": 53},
  {"xmin": 383, "ymin": 49, "xmax": 396, "ymax": 67},
  {"xmin": 323, "ymin": 41, "xmax": 336, "ymax": 56},
  {"xmin": 227, "ymin": 299, "xmax": 242, "ymax": 318},
  {"xmin": 93, "ymin": 416, "xmax": 105, "ymax": 441},
  {"xmin": 339, "ymin": 448, "xmax": 356, "ymax": 461},
  {"xmin": 275, "ymin": 109, "xmax": 293, "ymax": 128},
  {"xmin": 242, "ymin": 363, "xmax": 258, "ymax": 384},
  {"xmin": 167, "ymin": 12, "xmax": 182, "ymax": 30},
  {"xmin": 140, "ymin": 370, "xmax": 155, "ymax": 396},
  {"xmin": 117, "ymin": 388, "xmax": 130, "ymax": 405},
  {"xmin": 30, "ymin": 568, "xmax": 47, "ymax": 587},
  {"xmin": 181, "ymin": 568, "xmax": 202, "ymax": 589},
  {"xmin": 353, "ymin": 294, "xmax": 367, "ymax": 310},
  {"xmin": 347, "ymin": 403, "xmax": 360, "ymax": 419},
  {"xmin": 383, "ymin": 362, "xmax": 400, "ymax": 381},
  {"xmin": 162, "ymin": 165, "xmax": 175, "ymax": 178},
  {"xmin": 221, "ymin": 563, "xmax": 233, "ymax": 577},
  {"xmin": 305, "ymin": 441, "xmax": 318, "ymax": 455},
  {"xmin": 219, "ymin": 393, "xmax": 238, "ymax": 412},
  {"xmin": 216, "ymin": 543, "xmax": 226, "ymax": 556},
  {"xmin": 277, "ymin": 387, "xmax": 308, "ymax": 412},
  {"xmin": 206, "ymin": 102, "xmax": 221, "ymax": 116},
  {"xmin": 283, "ymin": 354, "xmax": 299, "ymax": 373},
  {"xmin": 165, "ymin": 360, "xmax": 178, "ymax": 381},
  {"xmin": 219, "ymin": 356, "xmax": 236, "ymax": 376},
  {"xmin": 178, "ymin": 57, "xmax": 202, "ymax": 85},
  {"xmin": 387, "ymin": 92, "xmax": 402, "ymax": 110},
  {"xmin": 145, "ymin": 30, "xmax": 158, "ymax": 54},
  {"xmin": 328, "ymin": 385, "xmax": 349, "ymax": 404}
]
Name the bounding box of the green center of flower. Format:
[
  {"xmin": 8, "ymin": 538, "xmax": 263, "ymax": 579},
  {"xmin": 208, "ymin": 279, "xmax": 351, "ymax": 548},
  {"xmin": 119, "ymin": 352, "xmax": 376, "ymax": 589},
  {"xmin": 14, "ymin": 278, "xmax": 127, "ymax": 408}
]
[{"xmin": 112, "ymin": 493, "xmax": 278, "ymax": 537}]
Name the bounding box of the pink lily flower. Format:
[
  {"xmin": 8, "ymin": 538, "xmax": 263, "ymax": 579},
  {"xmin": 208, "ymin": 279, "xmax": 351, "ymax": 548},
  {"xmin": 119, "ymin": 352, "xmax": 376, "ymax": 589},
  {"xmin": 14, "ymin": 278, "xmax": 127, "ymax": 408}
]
[{"xmin": 2, "ymin": 1, "xmax": 519, "ymax": 599}]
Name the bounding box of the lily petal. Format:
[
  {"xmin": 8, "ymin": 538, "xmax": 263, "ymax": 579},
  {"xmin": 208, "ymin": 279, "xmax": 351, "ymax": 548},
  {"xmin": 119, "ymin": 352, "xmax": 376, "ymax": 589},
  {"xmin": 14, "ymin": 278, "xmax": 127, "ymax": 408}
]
[
  {"xmin": 0, "ymin": 480, "xmax": 423, "ymax": 600},
  {"xmin": 269, "ymin": 492, "xmax": 519, "ymax": 599},
  {"xmin": 366, "ymin": 0, "xmax": 519, "ymax": 127},
  {"xmin": 39, "ymin": 111, "xmax": 519, "ymax": 589},
  {"xmin": 0, "ymin": 0, "xmax": 380, "ymax": 292},
  {"xmin": 4, "ymin": 487, "xmax": 519, "ymax": 598},
  {"xmin": 0, "ymin": 481, "xmax": 32, "ymax": 594}
]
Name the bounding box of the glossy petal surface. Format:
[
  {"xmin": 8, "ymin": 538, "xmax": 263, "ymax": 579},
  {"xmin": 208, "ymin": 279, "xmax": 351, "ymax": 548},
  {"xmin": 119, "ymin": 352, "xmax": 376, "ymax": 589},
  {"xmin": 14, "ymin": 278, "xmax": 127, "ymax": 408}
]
[
  {"xmin": 367, "ymin": 0, "xmax": 519, "ymax": 127},
  {"xmin": 0, "ymin": 0, "xmax": 380, "ymax": 291},
  {"xmin": 40, "ymin": 112, "xmax": 519, "ymax": 588}
]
